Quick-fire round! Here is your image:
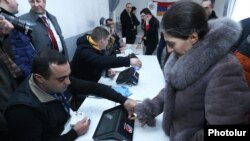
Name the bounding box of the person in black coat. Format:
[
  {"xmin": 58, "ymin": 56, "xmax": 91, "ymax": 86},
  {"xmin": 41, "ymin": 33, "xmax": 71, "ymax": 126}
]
[
  {"xmin": 70, "ymin": 26, "xmax": 141, "ymax": 82},
  {"xmin": 131, "ymin": 6, "xmax": 140, "ymax": 36},
  {"xmin": 231, "ymin": 17, "xmax": 250, "ymax": 52},
  {"xmin": 120, "ymin": 3, "xmax": 137, "ymax": 44},
  {"xmin": 5, "ymin": 49, "xmax": 137, "ymax": 141},
  {"xmin": 232, "ymin": 17, "xmax": 250, "ymax": 123},
  {"xmin": 140, "ymin": 8, "xmax": 159, "ymax": 55},
  {"xmin": 201, "ymin": 0, "xmax": 218, "ymax": 20}
]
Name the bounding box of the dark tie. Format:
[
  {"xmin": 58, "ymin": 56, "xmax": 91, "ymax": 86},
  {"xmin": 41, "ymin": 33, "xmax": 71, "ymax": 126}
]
[
  {"xmin": 0, "ymin": 47, "xmax": 22, "ymax": 78},
  {"xmin": 41, "ymin": 16, "xmax": 59, "ymax": 51}
]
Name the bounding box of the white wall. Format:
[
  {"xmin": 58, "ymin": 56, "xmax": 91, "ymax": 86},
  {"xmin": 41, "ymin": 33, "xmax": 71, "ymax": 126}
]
[
  {"xmin": 17, "ymin": 0, "xmax": 109, "ymax": 38},
  {"xmin": 213, "ymin": 0, "xmax": 226, "ymax": 18},
  {"xmin": 231, "ymin": 0, "xmax": 250, "ymax": 21}
]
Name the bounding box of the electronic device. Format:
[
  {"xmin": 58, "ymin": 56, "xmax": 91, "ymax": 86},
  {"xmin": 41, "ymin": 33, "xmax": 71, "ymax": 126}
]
[
  {"xmin": 93, "ymin": 105, "xmax": 134, "ymax": 141},
  {"xmin": 116, "ymin": 67, "xmax": 139, "ymax": 85}
]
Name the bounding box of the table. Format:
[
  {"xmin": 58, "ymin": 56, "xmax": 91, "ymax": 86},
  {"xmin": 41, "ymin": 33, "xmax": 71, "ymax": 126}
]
[
  {"xmin": 126, "ymin": 44, "xmax": 143, "ymax": 55},
  {"xmin": 100, "ymin": 55, "xmax": 165, "ymax": 100},
  {"xmin": 63, "ymin": 55, "xmax": 169, "ymax": 141},
  {"xmin": 117, "ymin": 44, "xmax": 143, "ymax": 57}
]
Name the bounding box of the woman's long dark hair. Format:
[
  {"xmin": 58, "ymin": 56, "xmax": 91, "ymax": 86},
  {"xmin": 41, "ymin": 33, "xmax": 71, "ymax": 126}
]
[{"xmin": 161, "ymin": 1, "xmax": 209, "ymax": 40}]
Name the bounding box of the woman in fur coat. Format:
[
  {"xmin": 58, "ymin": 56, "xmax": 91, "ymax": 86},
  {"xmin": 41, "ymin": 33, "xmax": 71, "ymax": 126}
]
[{"xmin": 134, "ymin": 1, "xmax": 250, "ymax": 141}]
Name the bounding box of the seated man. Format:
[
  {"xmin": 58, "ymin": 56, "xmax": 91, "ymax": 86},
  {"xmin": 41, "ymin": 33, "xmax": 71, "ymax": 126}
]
[
  {"xmin": 105, "ymin": 18, "xmax": 125, "ymax": 56},
  {"xmin": 71, "ymin": 26, "xmax": 142, "ymax": 82},
  {"xmin": 5, "ymin": 49, "xmax": 136, "ymax": 141}
]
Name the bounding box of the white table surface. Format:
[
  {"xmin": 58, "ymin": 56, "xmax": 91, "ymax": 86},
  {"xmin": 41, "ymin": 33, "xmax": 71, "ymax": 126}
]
[
  {"xmin": 63, "ymin": 55, "xmax": 169, "ymax": 141},
  {"xmin": 101, "ymin": 55, "xmax": 165, "ymax": 100},
  {"xmin": 116, "ymin": 44, "xmax": 143, "ymax": 57}
]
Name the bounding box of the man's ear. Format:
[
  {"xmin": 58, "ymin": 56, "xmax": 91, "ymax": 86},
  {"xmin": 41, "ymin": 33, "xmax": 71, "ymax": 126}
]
[
  {"xmin": 97, "ymin": 39, "xmax": 103, "ymax": 48},
  {"xmin": 33, "ymin": 73, "xmax": 45, "ymax": 84},
  {"xmin": 189, "ymin": 32, "xmax": 199, "ymax": 45}
]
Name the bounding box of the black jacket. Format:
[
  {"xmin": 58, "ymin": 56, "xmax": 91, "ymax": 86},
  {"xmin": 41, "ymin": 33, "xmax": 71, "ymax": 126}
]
[
  {"xmin": 5, "ymin": 75, "xmax": 127, "ymax": 141},
  {"xmin": 0, "ymin": 7, "xmax": 21, "ymax": 133},
  {"xmin": 208, "ymin": 11, "xmax": 218, "ymax": 20},
  {"xmin": 142, "ymin": 16, "xmax": 159, "ymax": 46},
  {"xmin": 120, "ymin": 10, "xmax": 134, "ymax": 37},
  {"xmin": 71, "ymin": 34, "xmax": 130, "ymax": 82},
  {"xmin": 231, "ymin": 18, "xmax": 250, "ymax": 52}
]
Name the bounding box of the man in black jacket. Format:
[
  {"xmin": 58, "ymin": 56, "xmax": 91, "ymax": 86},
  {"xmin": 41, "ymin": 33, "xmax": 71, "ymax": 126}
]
[
  {"xmin": 201, "ymin": 0, "xmax": 218, "ymax": 20},
  {"xmin": 5, "ymin": 49, "xmax": 136, "ymax": 141},
  {"xmin": 120, "ymin": 3, "xmax": 137, "ymax": 44},
  {"xmin": 71, "ymin": 26, "xmax": 141, "ymax": 82},
  {"xmin": 140, "ymin": 8, "xmax": 159, "ymax": 55}
]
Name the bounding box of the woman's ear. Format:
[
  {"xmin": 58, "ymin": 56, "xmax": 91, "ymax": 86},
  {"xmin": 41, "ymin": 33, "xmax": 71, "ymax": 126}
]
[{"xmin": 189, "ymin": 32, "xmax": 199, "ymax": 45}]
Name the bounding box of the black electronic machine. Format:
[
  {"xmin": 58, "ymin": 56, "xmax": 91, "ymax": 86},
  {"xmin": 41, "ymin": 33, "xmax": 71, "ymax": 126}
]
[
  {"xmin": 116, "ymin": 67, "xmax": 139, "ymax": 85},
  {"xmin": 93, "ymin": 105, "xmax": 134, "ymax": 141}
]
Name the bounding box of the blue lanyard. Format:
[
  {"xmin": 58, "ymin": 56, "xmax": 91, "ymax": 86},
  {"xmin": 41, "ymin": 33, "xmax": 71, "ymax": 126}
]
[{"xmin": 50, "ymin": 93, "xmax": 70, "ymax": 117}]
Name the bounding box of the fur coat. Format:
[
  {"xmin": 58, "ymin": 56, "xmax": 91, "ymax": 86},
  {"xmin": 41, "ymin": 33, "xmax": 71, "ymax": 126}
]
[{"xmin": 135, "ymin": 18, "xmax": 250, "ymax": 141}]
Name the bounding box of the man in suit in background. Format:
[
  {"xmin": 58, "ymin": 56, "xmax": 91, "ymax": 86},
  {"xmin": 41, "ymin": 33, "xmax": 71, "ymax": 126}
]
[
  {"xmin": 201, "ymin": 0, "xmax": 218, "ymax": 20},
  {"xmin": 20, "ymin": 0, "xmax": 69, "ymax": 59},
  {"xmin": 120, "ymin": 3, "xmax": 137, "ymax": 44}
]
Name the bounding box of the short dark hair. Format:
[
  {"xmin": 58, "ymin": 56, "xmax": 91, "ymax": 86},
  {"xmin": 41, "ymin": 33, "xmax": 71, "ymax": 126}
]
[
  {"xmin": 91, "ymin": 26, "xmax": 110, "ymax": 42},
  {"xmin": 140, "ymin": 8, "xmax": 152, "ymax": 15},
  {"xmin": 202, "ymin": 0, "xmax": 215, "ymax": 8},
  {"xmin": 132, "ymin": 6, "xmax": 137, "ymax": 12},
  {"xmin": 126, "ymin": 3, "xmax": 132, "ymax": 7},
  {"xmin": 161, "ymin": 1, "xmax": 209, "ymax": 40},
  {"xmin": 99, "ymin": 17, "xmax": 106, "ymax": 25},
  {"xmin": 105, "ymin": 18, "xmax": 113, "ymax": 26},
  {"xmin": 32, "ymin": 49, "xmax": 67, "ymax": 79}
]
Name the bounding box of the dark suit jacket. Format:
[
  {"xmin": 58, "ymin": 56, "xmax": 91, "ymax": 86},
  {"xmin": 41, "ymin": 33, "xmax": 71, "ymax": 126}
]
[
  {"xmin": 20, "ymin": 10, "xmax": 69, "ymax": 60},
  {"xmin": 231, "ymin": 18, "xmax": 250, "ymax": 52},
  {"xmin": 120, "ymin": 10, "xmax": 137, "ymax": 43}
]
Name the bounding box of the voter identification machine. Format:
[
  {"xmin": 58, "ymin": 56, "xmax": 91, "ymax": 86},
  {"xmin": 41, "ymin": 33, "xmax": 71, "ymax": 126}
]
[
  {"xmin": 116, "ymin": 53, "xmax": 139, "ymax": 85},
  {"xmin": 116, "ymin": 67, "xmax": 139, "ymax": 85},
  {"xmin": 92, "ymin": 105, "xmax": 134, "ymax": 141}
]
